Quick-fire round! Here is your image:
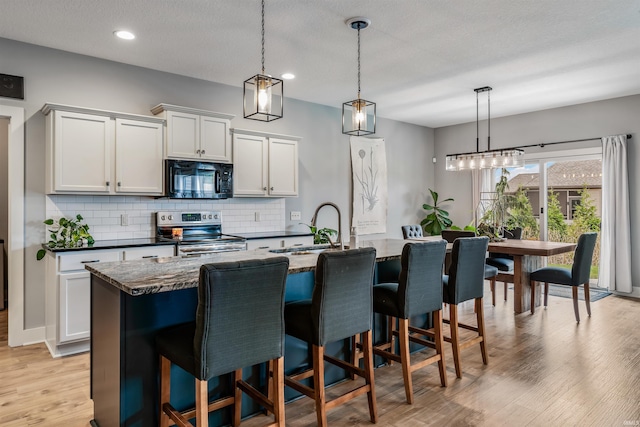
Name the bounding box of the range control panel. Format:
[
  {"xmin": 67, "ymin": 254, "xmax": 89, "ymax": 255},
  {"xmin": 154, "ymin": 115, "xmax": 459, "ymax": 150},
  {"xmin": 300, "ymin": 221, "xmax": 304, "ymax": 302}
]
[{"xmin": 156, "ymin": 211, "xmax": 221, "ymax": 226}]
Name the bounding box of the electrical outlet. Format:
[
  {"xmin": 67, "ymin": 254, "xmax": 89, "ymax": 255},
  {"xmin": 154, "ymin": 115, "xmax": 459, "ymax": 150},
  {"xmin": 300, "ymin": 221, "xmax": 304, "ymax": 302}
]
[
  {"xmin": 290, "ymin": 211, "xmax": 301, "ymax": 221},
  {"xmin": 120, "ymin": 213, "xmax": 128, "ymax": 226},
  {"xmin": 255, "ymin": 212, "xmax": 261, "ymax": 222}
]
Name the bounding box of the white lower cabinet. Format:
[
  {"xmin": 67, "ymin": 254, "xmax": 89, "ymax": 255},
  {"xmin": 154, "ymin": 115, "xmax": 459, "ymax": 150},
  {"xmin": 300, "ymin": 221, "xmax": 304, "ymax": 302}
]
[
  {"xmin": 246, "ymin": 235, "xmax": 313, "ymax": 250},
  {"xmin": 45, "ymin": 245, "xmax": 174, "ymax": 357}
]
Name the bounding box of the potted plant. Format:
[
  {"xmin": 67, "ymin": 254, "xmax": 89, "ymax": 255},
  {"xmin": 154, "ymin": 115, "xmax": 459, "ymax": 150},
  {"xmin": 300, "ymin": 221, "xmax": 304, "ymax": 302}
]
[
  {"xmin": 301, "ymin": 223, "xmax": 338, "ymax": 245},
  {"xmin": 420, "ymin": 188, "xmax": 454, "ymax": 236},
  {"xmin": 36, "ymin": 214, "xmax": 95, "ymax": 260}
]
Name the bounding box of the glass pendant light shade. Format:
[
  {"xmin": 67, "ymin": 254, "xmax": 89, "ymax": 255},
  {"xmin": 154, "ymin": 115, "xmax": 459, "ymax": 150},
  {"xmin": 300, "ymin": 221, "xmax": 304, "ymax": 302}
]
[
  {"xmin": 243, "ymin": 0, "xmax": 283, "ymax": 122},
  {"xmin": 342, "ymin": 17, "xmax": 376, "ymax": 136},
  {"xmin": 244, "ymin": 73, "xmax": 283, "ymax": 122},
  {"xmin": 342, "ymin": 98, "xmax": 376, "ymax": 136},
  {"xmin": 446, "ymin": 86, "xmax": 524, "ymax": 171}
]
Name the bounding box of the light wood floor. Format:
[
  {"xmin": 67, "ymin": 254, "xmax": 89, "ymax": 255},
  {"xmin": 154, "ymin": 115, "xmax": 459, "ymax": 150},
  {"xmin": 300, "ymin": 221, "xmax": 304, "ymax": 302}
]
[{"xmin": 1, "ymin": 286, "xmax": 639, "ymax": 426}]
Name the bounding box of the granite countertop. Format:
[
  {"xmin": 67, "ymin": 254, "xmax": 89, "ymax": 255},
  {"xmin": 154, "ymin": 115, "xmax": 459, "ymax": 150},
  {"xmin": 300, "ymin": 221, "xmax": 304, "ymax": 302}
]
[
  {"xmin": 42, "ymin": 237, "xmax": 176, "ymax": 253},
  {"xmin": 227, "ymin": 230, "xmax": 313, "ymax": 239},
  {"xmin": 86, "ymin": 238, "xmax": 407, "ymax": 296}
]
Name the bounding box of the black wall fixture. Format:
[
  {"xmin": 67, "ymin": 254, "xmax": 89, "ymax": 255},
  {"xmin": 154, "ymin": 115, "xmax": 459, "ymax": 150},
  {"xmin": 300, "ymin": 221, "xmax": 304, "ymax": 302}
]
[{"xmin": 0, "ymin": 73, "xmax": 24, "ymax": 100}]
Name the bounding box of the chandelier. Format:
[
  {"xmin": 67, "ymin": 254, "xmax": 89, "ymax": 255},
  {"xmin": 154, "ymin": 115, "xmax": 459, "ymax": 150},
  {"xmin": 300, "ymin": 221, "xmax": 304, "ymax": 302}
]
[{"xmin": 445, "ymin": 87, "xmax": 524, "ymax": 171}]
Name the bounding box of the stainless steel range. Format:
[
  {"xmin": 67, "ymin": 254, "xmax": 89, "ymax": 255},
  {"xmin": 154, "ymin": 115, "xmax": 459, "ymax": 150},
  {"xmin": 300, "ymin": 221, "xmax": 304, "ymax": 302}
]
[{"xmin": 156, "ymin": 211, "xmax": 246, "ymax": 257}]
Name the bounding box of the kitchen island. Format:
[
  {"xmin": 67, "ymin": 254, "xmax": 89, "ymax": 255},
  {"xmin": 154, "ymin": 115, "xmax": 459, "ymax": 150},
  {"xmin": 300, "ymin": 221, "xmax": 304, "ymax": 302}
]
[{"xmin": 87, "ymin": 239, "xmax": 407, "ymax": 427}]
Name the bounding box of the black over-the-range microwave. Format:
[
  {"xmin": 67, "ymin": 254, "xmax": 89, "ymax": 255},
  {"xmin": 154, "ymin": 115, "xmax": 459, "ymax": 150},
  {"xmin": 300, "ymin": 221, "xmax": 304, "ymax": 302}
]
[{"xmin": 165, "ymin": 159, "xmax": 233, "ymax": 199}]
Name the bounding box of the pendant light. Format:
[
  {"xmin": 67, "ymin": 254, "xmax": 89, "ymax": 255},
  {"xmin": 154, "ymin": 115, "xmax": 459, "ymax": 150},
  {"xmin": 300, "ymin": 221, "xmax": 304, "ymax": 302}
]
[
  {"xmin": 445, "ymin": 87, "xmax": 524, "ymax": 171},
  {"xmin": 243, "ymin": 0, "xmax": 283, "ymax": 122},
  {"xmin": 342, "ymin": 17, "xmax": 376, "ymax": 136}
]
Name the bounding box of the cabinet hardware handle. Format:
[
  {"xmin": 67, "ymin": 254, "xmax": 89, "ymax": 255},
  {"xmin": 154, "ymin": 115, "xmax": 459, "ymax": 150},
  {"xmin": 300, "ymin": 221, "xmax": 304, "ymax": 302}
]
[
  {"xmin": 117, "ymin": 182, "xmax": 121, "ymax": 187},
  {"xmin": 106, "ymin": 181, "xmax": 110, "ymax": 186},
  {"xmin": 263, "ymin": 187, "xmax": 267, "ymax": 191},
  {"xmin": 196, "ymin": 149, "xmax": 201, "ymax": 154},
  {"xmin": 292, "ymin": 243, "xmax": 303, "ymax": 246},
  {"xmin": 81, "ymin": 260, "xmax": 100, "ymax": 264},
  {"xmin": 270, "ymin": 187, "xmax": 274, "ymax": 191},
  {"xmin": 142, "ymin": 255, "xmax": 158, "ymax": 259},
  {"xmin": 258, "ymin": 246, "xmax": 269, "ymax": 249},
  {"xmin": 201, "ymin": 149, "xmax": 205, "ymax": 154}
]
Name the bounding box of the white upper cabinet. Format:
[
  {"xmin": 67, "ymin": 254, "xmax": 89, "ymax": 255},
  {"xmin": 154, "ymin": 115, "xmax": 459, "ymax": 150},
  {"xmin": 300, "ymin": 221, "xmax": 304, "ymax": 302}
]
[
  {"xmin": 43, "ymin": 104, "xmax": 165, "ymax": 195},
  {"xmin": 151, "ymin": 104, "xmax": 235, "ymax": 163},
  {"xmin": 115, "ymin": 119, "xmax": 164, "ymax": 194},
  {"xmin": 232, "ymin": 129, "xmax": 300, "ymax": 198}
]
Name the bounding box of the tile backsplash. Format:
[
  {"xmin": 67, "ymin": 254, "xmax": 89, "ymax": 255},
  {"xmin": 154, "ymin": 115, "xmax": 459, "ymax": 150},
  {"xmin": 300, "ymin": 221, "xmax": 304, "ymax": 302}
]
[{"xmin": 46, "ymin": 195, "xmax": 286, "ymax": 241}]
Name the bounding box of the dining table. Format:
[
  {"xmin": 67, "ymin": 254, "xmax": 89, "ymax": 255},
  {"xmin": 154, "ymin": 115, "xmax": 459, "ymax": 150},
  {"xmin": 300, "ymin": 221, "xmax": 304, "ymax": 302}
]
[{"xmin": 408, "ymin": 236, "xmax": 576, "ymax": 314}]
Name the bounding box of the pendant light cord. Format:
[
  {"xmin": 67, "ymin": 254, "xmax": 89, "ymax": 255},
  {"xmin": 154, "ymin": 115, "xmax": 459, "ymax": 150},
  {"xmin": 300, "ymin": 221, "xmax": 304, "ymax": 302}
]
[
  {"xmin": 261, "ymin": 0, "xmax": 265, "ymax": 75},
  {"xmin": 476, "ymin": 90, "xmax": 479, "ymax": 153},
  {"xmin": 487, "ymin": 88, "xmax": 491, "ymax": 151},
  {"xmin": 357, "ymin": 26, "xmax": 361, "ymax": 99}
]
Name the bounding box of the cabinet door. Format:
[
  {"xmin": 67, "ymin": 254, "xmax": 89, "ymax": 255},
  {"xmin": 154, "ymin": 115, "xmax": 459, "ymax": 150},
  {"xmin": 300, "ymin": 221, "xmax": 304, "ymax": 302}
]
[
  {"xmin": 268, "ymin": 138, "xmax": 298, "ymax": 197},
  {"xmin": 58, "ymin": 271, "xmax": 90, "ymax": 343},
  {"xmin": 53, "ymin": 110, "xmax": 112, "ymax": 193},
  {"xmin": 200, "ymin": 116, "xmax": 231, "ymax": 163},
  {"xmin": 233, "ymin": 133, "xmax": 268, "ymax": 196},
  {"xmin": 166, "ymin": 111, "xmax": 199, "ymax": 159},
  {"xmin": 115, "ymin": 119, "xmax": 164, "ymax": 194}
]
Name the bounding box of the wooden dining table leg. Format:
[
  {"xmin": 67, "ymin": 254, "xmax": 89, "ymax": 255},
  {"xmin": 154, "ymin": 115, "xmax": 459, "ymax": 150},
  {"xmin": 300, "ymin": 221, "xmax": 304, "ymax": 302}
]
[{"xmin": 512, "ymin": 255, "xmax": 544, "ymax": 314}]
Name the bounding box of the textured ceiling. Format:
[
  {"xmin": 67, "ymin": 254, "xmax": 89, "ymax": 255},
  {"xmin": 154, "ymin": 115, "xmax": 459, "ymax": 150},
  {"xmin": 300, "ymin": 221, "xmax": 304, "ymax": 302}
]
[{"xmin": 2, "ymin": 0, "xmax": 640, "ymax": 127}]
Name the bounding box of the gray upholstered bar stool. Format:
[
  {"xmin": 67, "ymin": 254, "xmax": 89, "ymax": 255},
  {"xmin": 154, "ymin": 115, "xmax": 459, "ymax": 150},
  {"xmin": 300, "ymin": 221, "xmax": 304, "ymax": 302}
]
[
  {"xmin": 442, "ymin": 236, "xmax": 490, "ymax": 379},
  {"xmin": 283, "ymin": 248, "xmax": 377, "ymax": 427},
  {"xmin": 486, "ymin": 227, "xmax": 522, "ymax": 305},
  {"xmin": 156, "ymin": 257, "xmax": 290, "ymax": 427},
  {"xmin": 371, "ymin": 240, "xmax": 448, "ymax": 404}
]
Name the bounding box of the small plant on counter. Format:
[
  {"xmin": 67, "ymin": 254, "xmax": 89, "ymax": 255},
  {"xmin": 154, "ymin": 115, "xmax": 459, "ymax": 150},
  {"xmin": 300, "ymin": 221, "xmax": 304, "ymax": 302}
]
[
  {"xmin": 301, "ymin": 223, "xmax": 338, "ymax": 245},
  {"xmin": 36, "ymin": 214, "xmax": 95, "ymax": 260}
]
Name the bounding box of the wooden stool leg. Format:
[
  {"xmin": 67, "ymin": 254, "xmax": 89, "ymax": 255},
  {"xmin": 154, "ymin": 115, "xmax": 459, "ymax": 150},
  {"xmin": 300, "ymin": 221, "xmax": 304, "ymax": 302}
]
[
  {"xmin": 350, "ymin": 334, "xmax": 362, "ymax": 380},
  {"xmin": 233, "ymin": 369, "xmax": 242, "ymax": 427},
  {"xmin": 389, "ymin": 315, "xmax": 397, "ymax": 365},
  {"xmin": 159, "ymin": 355, "xmax": 171, "ymax": 427},
  {"xmin": 433, "ymin": 309, "xmax": 448, "ymax": 387},
  {"xmin": 196, "ymin": 378, "xmax": 209, "ymax": 427},
  {"xmin": 503, "ymin": 281, "xmax": 508, "ymax": 301},
  {"xmin": 362, "ymin": 330, "xmax": 378, "ymax": 423},
  {"xmin": 490, "ymin": 278, "xmax": 496, "ymax": 306},
  {"xmin": 530, "ymin": 280, "xmax": 536, "ymax": 314},
  {"xmin": 312, "ymin": 345, "xmax": 327, "ymax": 427},
  {"xmin": 572, "ymin": 286, "xmax": 580, "ymax": 323},
  {"xmin": 449, "ymin": 304, "xmax": 462, "ymax": 379},
  {"xmin": 584, "ymin": 282, "xmax": 591, "ymax": 317},
  {"xmin": 272, "ymin": 356, "xmax": 285, "ymax": 427},
  {"xmin": 398, "ymin": 318, "xmax": 413, "ymax": 404},
  {"xmin": 476, "ymin": 298, "xmax": 488, "ymax": 365}
]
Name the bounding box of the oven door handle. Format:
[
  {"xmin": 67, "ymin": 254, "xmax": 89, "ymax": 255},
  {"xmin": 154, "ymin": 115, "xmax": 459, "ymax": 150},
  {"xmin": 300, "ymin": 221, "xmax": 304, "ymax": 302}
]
[{"xmin": 215, "ymin": 170, "xmax": 221, "ymax": 194}]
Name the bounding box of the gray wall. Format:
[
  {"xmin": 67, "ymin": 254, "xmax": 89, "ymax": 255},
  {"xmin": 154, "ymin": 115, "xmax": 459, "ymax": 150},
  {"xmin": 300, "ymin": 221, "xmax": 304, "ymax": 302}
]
[
  {"xmin": 434, "ymin": 95, "xmax": 639, "ymax": 291},
  {"xmin": 0, "ymin": 37, "xmax": 435, "ymax": 329}
]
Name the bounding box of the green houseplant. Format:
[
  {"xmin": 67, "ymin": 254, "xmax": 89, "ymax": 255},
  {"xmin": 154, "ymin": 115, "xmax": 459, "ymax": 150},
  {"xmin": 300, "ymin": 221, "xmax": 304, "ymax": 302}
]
[
  {"xmin": 301, "ymin": 223, "xmax": 337, "ymax": 245},
  {"xmin": 36, "ymin": 214, "xmax": 95, "ymax": 260},
  {"xmin": 420, "ymin": 188, "xmax": 454, "ymax": 236}
]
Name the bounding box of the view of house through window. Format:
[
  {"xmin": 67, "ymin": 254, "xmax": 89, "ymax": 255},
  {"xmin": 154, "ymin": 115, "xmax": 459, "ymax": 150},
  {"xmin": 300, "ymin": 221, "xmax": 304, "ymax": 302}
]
[{"xmin": 490, "ymin": 156, "xmax": 602, "ymax": 282}]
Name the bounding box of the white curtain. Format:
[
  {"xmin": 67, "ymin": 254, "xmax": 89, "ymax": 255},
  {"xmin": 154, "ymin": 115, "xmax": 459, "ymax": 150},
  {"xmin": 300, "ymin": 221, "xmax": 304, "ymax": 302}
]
[
  {"xmin": 599, "ymin": 135, "xmax": 632, "ymax": 292},
  {"xmin": 471, "ymin": 169, "xmax": 492, "ymax": 226}
]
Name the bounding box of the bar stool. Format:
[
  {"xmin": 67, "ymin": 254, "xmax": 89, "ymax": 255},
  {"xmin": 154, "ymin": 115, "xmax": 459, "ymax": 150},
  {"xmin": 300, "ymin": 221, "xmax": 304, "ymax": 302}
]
[
  {"xmin": 284, "ymin": 248, "xmax": 377, "ymax": 427},
  {"xmin": 371, "ymin": 240, "xmax": 448, "ymax": 404},
  {"xmin": 442, "ymin": 236, "xmax": 490, "ymax": 379},
  {"xmin": 486, "ymin": 227, "xmax": 522, "ymax": 305},
  {"xmin": 156, "ymin": 257, "xmax": 290, "ymax": 427}
]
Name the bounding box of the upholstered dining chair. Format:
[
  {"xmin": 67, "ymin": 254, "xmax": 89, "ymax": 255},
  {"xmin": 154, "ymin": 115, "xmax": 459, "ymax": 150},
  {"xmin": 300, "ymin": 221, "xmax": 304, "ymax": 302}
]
[
  {"xmin": 401, "ymin": 224, "xmax": 423, "ymax": 239},
  {"xmin": 529, "ymin": 232, "xmax": 598, "ymax": 323},
  {"xmin": 371, "ymin": 240, "xmax": 448, "ymax": 404},
  {"xmin": 156, "ymin": 257, "xmax": 290, "ymax": 427},
  {"xmin": 442, "ymin": 236, "xmax": 490, "ymax": 378},
  {"xmin": 283, "ymin": 248, "xmax": 377, "ymax": 427},
  {"xmin": 485, "ymin": 227, "xmax": 522, "ymax": 305}
]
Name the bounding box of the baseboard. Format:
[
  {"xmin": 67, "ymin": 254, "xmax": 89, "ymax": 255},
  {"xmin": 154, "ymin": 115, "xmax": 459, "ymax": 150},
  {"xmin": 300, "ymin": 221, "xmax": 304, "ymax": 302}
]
[
  {"xmin": 45, "ymin": 338, "xmax": 90, "ymax": 358},
  {"xmin": 19, "ymin": 326, "xmax": 45, "ymax": 346}
]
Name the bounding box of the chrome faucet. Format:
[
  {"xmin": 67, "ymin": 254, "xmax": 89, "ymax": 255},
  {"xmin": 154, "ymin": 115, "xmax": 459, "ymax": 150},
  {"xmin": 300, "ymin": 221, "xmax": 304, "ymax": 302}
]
[{"xmin": 310, "ymin": 202, "xmax": 343, "ymax": 249}]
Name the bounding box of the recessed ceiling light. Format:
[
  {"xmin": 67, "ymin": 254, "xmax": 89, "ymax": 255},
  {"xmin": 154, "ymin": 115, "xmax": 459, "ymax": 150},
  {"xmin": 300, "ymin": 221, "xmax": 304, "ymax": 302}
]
[
  {"xmin": 114, "ymin": 30, "xmax": 135, "ymax": 40},
  {"xmin": 281, "ymin": 73, "xmax": 295, "ymax": 80}
]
